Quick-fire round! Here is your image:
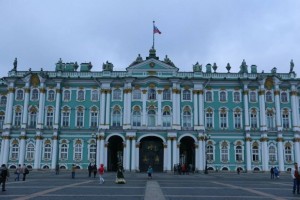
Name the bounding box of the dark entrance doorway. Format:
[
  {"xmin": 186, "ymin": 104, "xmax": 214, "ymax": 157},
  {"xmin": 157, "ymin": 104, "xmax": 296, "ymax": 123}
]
[
  {"xmin": 107, "ymin": 136, "xmax": 123, "ymax": 171},
  {"xmin": 139, "ymin": 136, "xmax": 164, "ymax": 172},
  {"xmin": 179, "ymin": 136, "xmax": 195, "ymax": 172}
]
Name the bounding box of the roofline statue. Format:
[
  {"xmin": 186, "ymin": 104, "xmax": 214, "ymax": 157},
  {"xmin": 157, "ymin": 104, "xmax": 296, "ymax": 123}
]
[{"xmin": 13, "ymin": 58, "xmax": 17, "ymax": 71}]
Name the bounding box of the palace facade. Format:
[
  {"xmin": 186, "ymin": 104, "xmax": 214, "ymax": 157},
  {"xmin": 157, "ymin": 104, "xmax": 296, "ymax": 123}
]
[{"xmin": 0, "ymin": 48, "xmax": 299, "ymax": 172}]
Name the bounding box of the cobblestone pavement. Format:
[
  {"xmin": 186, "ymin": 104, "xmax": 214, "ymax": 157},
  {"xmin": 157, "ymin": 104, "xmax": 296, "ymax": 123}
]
[{"xmin": 0, "ymin": 170, "xmax": 298, "ymax": 200}]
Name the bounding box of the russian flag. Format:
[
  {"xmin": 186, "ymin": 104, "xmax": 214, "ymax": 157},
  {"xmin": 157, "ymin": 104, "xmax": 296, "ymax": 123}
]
[{"xmin": 153, "ymin": 26, "xmax": 161, "ymax": 34}]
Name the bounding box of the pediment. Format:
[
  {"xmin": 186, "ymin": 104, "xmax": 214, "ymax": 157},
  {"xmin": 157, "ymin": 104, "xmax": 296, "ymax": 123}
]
[{"xmin": 126, "ymin": 58, "xmax": 179, "ymax": 74}]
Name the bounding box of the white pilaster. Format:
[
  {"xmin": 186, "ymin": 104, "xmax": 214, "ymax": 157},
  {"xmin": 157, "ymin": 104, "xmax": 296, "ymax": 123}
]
[
  {"xmin": 294, "ymin": 134, "xmax": 300, "ymax": 165},
  {"xmin": 34, "ymin": 134, "xmax": 42, "ymax": 169},
  {"xmin": 105, "ymin": 90, "xmax": 111, "ymax": 125},
  {"xmin": 18, "ymin": 131, "xmax": 26, "ymax": 165},
  {"xmin": 291, "ymin": 85, "xmax": 298, "ymax": 131},
  {"xmin": 246, "ymin": 133, "xmax": 251, "ymax": 171},
  {"xmin": 199, "ymin": 90, "xmax": 204, "ymax": 129},
  {"xmin": 198, "ymin": 134, "xmax": 204, "ymax": 171},
  {"xmin": 125, "ymin": 137, "xmax": 131, "ymax": 171},
  {"xmin": 172, "ymin": 138, "xmax": 177, "ymax": 167},
  {"xmin": 131, "ymin": 137, "xmax": 136, "ymax": 171},
  {"xmin": 100, "ymin": 90, "xmax": 106, "ymax": 126},
  {"xmin": 274, "ymin": 88, "xmax": 282, "ymax": 131},
  {"xmin": 167, "ymin": 138, "xmax": 172, "ymax": 171},
  {"xmin": 157, "ymin": 90, "xmax": 162, "ymax": 127},
  {"xmin": 104, "ymin": 142, "xmax": 108, "ymax": 169},
  {"xmin": 54, "ymin": 84, "xmax": 61, "ymax": 127},
  {"xmin": 277, "ymin": 133, "xmax": 284, "ymax": 172},
  {"xmin": 258, "ymin": 84, "xmax": 266, "ymax": 131},
  {"xmin": 1, "ymin": 132, "xmax": 10, "ymax": 165},
  {"xmin": 99, "ymin": 132, "xmax": 105, "ymax": 166},
  {"xmin": 193, "ymin": 91, "xmax": 199, "ymax": 127},
  {"xmin": 142, "ymin": 90, "xmax": 147, "ymax": 126},
  {"xmin": 51, "ymin": 133, "xmax": 58, "ymax": 169},
  {"xmin": 243, "ymin": 84, "xmax": 250, "ymax": 130},
  {"xmin": 37, "ymin": 81, "xmax": 46, "ymax": 129},
  {"xmin": 261, "ymin": 134, "xmax": 268, "ymax": 171},
  {"xmin": 163, "ymin": 143, "xmax": 167, "ymax": 171},
  {"xmin": 136, "ymin": 143, "xmax": 140, "ymax": 172},
  {"xmin": 22, "ymin": 85, "xmax": 30, "ymax": 129}
]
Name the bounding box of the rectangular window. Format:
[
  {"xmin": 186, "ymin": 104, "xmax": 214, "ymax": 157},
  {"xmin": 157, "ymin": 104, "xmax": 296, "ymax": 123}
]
[
  {"xmin": 220, "ymin": 113, "xmax": 227, "ymax": 128},
  {"xmin": 234, "ymin": 113, "xmax": 241, "ymax": 129},
  {"xmin": 206, "ymin": 113, "xmax": 213, "ymax": 128},
  {"xmin": 77, "ymin": 112, "xmax": 84, "ymax": 127},
  {"xmin": 46, "ymin": 112, "xmax": 54, "ymax": 127},
  {"xmin": 62, "ymin": 112, "xmax": 70, "ymax": 127},
  {"xmin": 282, "ymin": 114, "xmax": 289, "ymax": 129},
  {"xmin": 250, "ymin": 113, "xmax": 258, "ymax": 128},
  {"xmin": 90, "ymin": 112, "xmax": 98, "ymax": 127},
  {"xmin": 15, "ymin": 112, "xmax": 22, "ymax": 126},
  {"xmin": 0, "ymin": 115, "xmax": 4, "ymax": 129}
]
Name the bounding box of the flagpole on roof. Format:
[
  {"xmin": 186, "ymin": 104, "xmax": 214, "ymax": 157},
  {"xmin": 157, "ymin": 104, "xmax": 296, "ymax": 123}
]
[{"xmin": 152, "ymin": 21, "xmax": 155, "ymax": 49}]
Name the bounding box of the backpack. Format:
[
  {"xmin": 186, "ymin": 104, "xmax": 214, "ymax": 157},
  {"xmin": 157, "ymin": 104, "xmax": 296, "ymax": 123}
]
[
  {"xmin": 0, "ymin": 168, "xmax": 7, "ymax": 177},
  {"xmin": 25, "ymin": 168, "xmax": 29, "ymax": 174}
]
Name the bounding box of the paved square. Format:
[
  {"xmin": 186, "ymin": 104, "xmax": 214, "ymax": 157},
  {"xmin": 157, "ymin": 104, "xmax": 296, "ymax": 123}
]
[{"xmin": 0, "ymin": 170, "xmax": 299, "ymax": 200}]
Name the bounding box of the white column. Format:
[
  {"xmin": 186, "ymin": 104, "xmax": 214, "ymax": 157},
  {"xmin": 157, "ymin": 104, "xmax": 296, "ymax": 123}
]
[
  {"xmin": 4, "ymin": 83, "xmax": 15, "ymax": 127},
  {"xmin": 195, "ymin": 143, "xmax": 198, "ymax": 171},
  {"xmin": 100, "ymin": 90, "xmax": 106, "ymax": 126},
  {"xmin": 37, "ymin": 83, "xmax": 46, "ymax": 129},
  {"xmin": 34, "ymin": 135, "xmax": 42, "ymax": 169},
  {"xmin": 172, "ymin": 138, "xmax": 177, "ymax": 167},
  {"xmin": 0, "ymin": 139, "xmax": 5, "ymax": 164},
  {"xmin": 126, "ymin": 89, "xmax": 132, "ymax": 126},
  {"xmin": 176, "ymin": 90, "xmax": 181, "ymax": 126},
  {"xmin": 277, "ymin": 133, "xmax": 284, "ymax": 172},
  {"xmin": 123, "ymin": 89, "xmax": 128, "ymax": 125},
  {"xmin": 18, "ymin": 132, "xmax": 26, "ymax": 165},
  {"xmin": 99, "ymin": 133, "xmax": 105, "ymax": 166},
  {"xmin": 193, "ymin": 91, "xmax": 199, "ymax": 127},
  {"xmin": 105, "ymin": 90, "xmax": 111, "ymax": 125},
  {"xmin": 202, "ymin": 140, "xmax": 206, "ymax": 170},
  {"xmin": 172, "ymin": 88, "xmax": 178, "ymax": 127},
  {"xmin": 199, "ymin": 90, "xmax": 204, "ymax": 129},
  {"xmin": 245, "ymin": 133, "xmax": 251, "ymax": 171},
  {"xmin": 258, "ymin": 84, "xmax": 266, "ymax": 131},
  {"xmin": 243, "ymin": 85, "xmax": 250, "ymax": 131},
  {"xmin": 136, "ymin": 143, "xmax": 140, "ymax": 172},
  {"xmin": 294, "ymin": 134, "xmax": 300, "ymax": 165},
  {"xmin": 54, "ymin": 85, "xmax": 61, "ymax": 127},
  {"xmin": 157, "ymin": 90, "xmax": 162, "ymax": 126},
  {"xmin": 125, "ymin": 137, "xmax": 131, "ymax": 171},
  {"xmin": 291, "ymin": 85, "xmax": 298, "ymax": 131},
  {"xmin": 51, "ymin": 134, "xmax": 58, "ymax": 169},
  {"xmin": 167, "ymin": 138, "xmax": 172, "ymax": 171},
  {"xmin": 163, "ymin": 143, "xmax": 167, "ymax": 171},
  {"xmin": 142, "ymin": 90, "xmax": 147, "ymax": 126},
  {"xmin": 22, "ymin": 86, "xmax": 30, "ymax": 129},
  {"xmin": 274, "ymin": 88, "xmax": 282, "ymax": 131},
  {"xmin": 104, "ymin": 142, "xmax": 108, "ymax": 169},
  {"xmin": 1, "ymin": 133, "xmax": 10, "ymax": 165},
  {"xmin": 198, "ymin": 134, "xmax": 204, "ymax": 171},
  {"xmin": 261, "ymin": 134, "xmax": 268, "ymax": 171},
  {"xmin": 131, "ymin": 137, "xmax": 136, "ymax": 171}
]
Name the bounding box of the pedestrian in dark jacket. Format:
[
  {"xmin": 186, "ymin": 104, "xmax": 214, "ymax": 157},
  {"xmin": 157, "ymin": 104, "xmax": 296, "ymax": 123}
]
[
  {"xmin": 0, "ymin": 164, "xmax": 10, "ymax": 191},
  {"xmin": 88, "ymin": 163, "xmax": 92, "ymax": 177}
]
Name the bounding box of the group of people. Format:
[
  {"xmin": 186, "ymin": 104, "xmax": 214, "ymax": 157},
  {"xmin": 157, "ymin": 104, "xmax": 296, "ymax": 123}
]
[
  {"xmin": 0, "ymin": 163, "xmax": 29, "ymax": 192},
  {"xmin": 173, "ymin": 163, "xmax": 192, "ymax": 175},
  {"xmin": 270, "ymin": 166, "xmax": 280, "ymax": 179},
  {"xmin": 88, "ymin": 163, "xmax": 98, "ymax": 178}
]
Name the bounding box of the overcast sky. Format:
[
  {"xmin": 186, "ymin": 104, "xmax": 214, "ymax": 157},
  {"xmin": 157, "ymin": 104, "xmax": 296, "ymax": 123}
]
[{"xmin": 0, "ymin": 0, "xmax": 299, "ymax": 78}]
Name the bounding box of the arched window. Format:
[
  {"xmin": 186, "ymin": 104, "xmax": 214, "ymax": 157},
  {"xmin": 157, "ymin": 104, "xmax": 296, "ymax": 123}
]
[
  {"xmin": 89, "ymin": 141, "xmax": 96, "ymax": 162},
  {"xmin": 63, "ymin": 90, "xmax": 71, "ymax": 101},
  {"xmin": 16, "ymin": 89, "xmax": 24, "ymax": 100},
  {"xmin": 163, "ymin": 89, "xmax": 171, "ymax": 100},
  {"xmin": 132, "ymin": 106, "xmax": 141, "ymax": 127},
  {"xmin": 162, "ymin": 106, "xmax": 171, "ymax": 127},
  {"xmin": 207, "ymin": 143, "xmax": 214, "ymax": 162},
  {"xmin": 266, "ymin": 91, "xmax": 273, "ymax": 102},
  {"xmin": 11, "ymin": 142, "xmax": 19, "ymax": 160},
  {"xmin": 183, "ymin": 89, "xmax": 191, "ymax": 100},
  {"xmin": 132, "ymin": 89, "xmax": 141, "ymax": 100},
  {"xmin": 183, "ymin": 106, "xmax": 191, "ymax": 128},
  {"xmin": 113, "ymin": 89, "xmax": 122, "ymax": 100},
  {"xmin": 90, "ymin": 107, "xmax": 98, "ymax": 128},
  {"xmin": 46, "ymin": 107, "xmax": 54, "ymax": 127},
  {"xmin": 62, "ymin": 107, "xmax": 70, "ymax": 127},
  {"xmin": 43, "ymin": 141, "xmax": 52, "ymax": 160},
  {"xmin": 221, "ymin": 142, "xmax": 229, "ymax": 162},
  {"xmin": 266, "ymin": 110, "xmax": 275, "ymax": 130},
  {"xmin": 91, "ymin": 90, "xmax": 99, "ymax": 101},
  {"xmin": 48, "ymin": 90, "xmax": 55, "ymax": 101},
  {"xmin": 26, "ymin": 143, "xmax": 35, "ymax": 161},
  {"xmin": 76, "ymin": 106, "xmax": 84, "ymax": 128},
  {"xmin": 148, "ymin": 88, "xmax": 156, "ymax": 100},
  {"xmin": 235, "ymin": 145, "xmax": 243, "ymax": 162},
  {"xmin": 269, "ymin": 146, "xmax": 277, "ymax": 162},
  {"xmin": 219, "ymin": 91, "xmax": 226, "ymax": 102},
  {"xmin": 285, "ymin": 143, "xmax": 292, "ymax": 163},
  {"xmin": 0, "ymin": 111, "xmax": 5, "ymax": 129},
  {"xmin": 233, "ymin": 91, "xmax": 240, "ymax": 102},
  {"xmin": 112, "ymin": 106, "xmax": 121, "ymax": 127},
  {"xmin": 60, "ymin": 142, "xmax": 68, "ymax": 160},
  {"xmin": 205, "ymin": 91, "xmax": 212, "ymax": 102},
  {"xmin": 77, "ymin": 90, "xmax": 85, "ymax": 101},
  {"xmin": 14, "ymin": 106, "xmax": 22, "ymax": 126},
  {"xmin": 250, "ymin": 91, "xmax": 256, "ymax": 102},
  {"xmin": 281, "ymin": 92, "xmax": 288, "ymax": 103},
  {"xmin": 31, "ymin": 88, "xmax": 39, "ymax": 101},
  {"xmin": 29, "ymin": 107, "xmax": 37, "ymax": 128},
  {"xmin": 250, "ymin": 109, "xmax": 258, "ymax": 129},
  {"xmin": 147, "ymin": 107, "xmax": 156, "ymax": 127},
  {"xmin": 252, "ymin": 144, "xmax": 259, "ymax": 162},
  {"xmin": 0, "ymin": 96, "xmax": 7, "ymax": 106},
  {"xmin": 74, "ymin": 140, "xmax": 82, "ymax": 161}
]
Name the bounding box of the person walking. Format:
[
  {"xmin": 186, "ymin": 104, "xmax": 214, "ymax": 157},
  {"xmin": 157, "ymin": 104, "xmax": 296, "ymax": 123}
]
[
  {"xmin": 22, "ymin": 164, "xmax": 29, "ymax": 181},
  {"xmin": 0, "ymin": 164, "xmax": 10, "ymax": 191},
  {"xmin": 98, "ymin": 164, "xmax": 105, "ymax": 184},
  {"xmin": 92, "ymin": 164, "xmax": 97, "ymax": 178},
  {"xmin": 88, "ymin": 163, "xmax": 92, "ymax": 178},
  {"xmin": 71, "ymin": 164, "xmax": 76, "ymax": 179},
  {"xmin": 147, "ymin": 165, "xmax": 153, "ymax": 179},
  {"xmin": 274, "ymin": 167, "xmax": 279, "ymax": 179},
  {"xmin": 291, "ymin": 162, "xmax": 300, "ymax": 194},
  {"xmin": 270, "ymin": 167, "xmax": 274, "ymax": 179},
  {"xmin": 15, "ymin": 164, "xmax": 22, "ymax": 181},
  {"xmin": 55, "ymin": 164, "xmax": 59, "ymax": 175}
]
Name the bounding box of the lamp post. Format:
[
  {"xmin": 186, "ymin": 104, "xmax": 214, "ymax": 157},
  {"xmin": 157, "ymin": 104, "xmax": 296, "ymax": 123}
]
[
  {"xmin": 204, "ymin": 134, "xmax": 211, "ymax": 174},
  {"xmin": 91, "ymin": 133, "xmax": 98, "ymax": 166}
]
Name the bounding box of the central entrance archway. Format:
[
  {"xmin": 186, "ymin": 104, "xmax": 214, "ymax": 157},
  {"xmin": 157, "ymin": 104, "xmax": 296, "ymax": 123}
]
[
  {"xmin": 139, "ymin": 136, "xmax": 164, "ymax": 172},
  {"xmin": 179, "ymin": 136, "xmax": 195, "ymax": 172},
  {"xmin": 107, "ymin": 135, "xmax": 123, "ymax": 171}
]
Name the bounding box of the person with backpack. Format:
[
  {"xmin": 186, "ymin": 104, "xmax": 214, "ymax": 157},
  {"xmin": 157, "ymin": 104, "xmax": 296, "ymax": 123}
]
[
  {"xmin": 22, "ymin": 164, "xmax": 29, "ymax": 181},
  {"xmin": 0, "ymin": 164, "xmax": 10, "ymax": 191},
  {"xmin": 15, "ymin": 164, "xmax": 22, "ymax": 181}
]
